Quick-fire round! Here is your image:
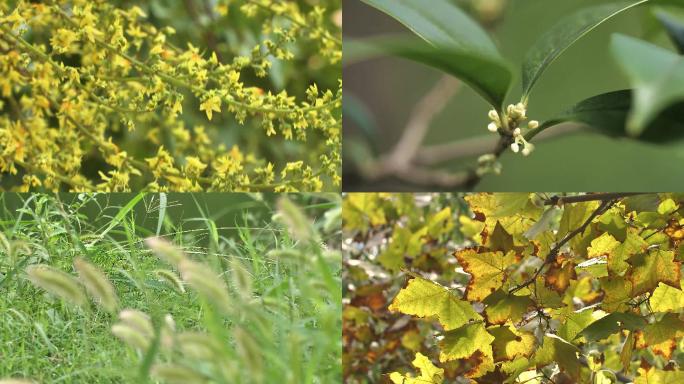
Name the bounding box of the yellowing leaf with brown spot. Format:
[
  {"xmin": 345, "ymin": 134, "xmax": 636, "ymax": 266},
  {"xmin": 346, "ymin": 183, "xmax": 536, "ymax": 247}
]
[
  {"xmin": 650, "ymin": 282, "xmax": 684, "ymax": 312},
  {"xmin": 600, "ymin": 276, "xmax": 633, "ymax": 312},
  {"xmin": 389, "ymin": 352, "xmax": 444, "ymax": 384},
  {"xmin": 388, "ymin": 276, "xmax": 481, "ymax": 331},
  {"xmin": 544, "ymin": 254, "xmax": 576, "ymax": 294},
  {"xmin": 628, "ymin": 249, "xmax": 681, "ymax": 296},
  {"xmin": 439, "ymin": 322, "xmax": 495, "ymax": 378},
  {"xmin": 464, "ymin": 193, "xmax": 542, "ymax": 236},
  {"xmin": 482, "ymin": 290, "xmax": 533, "ymax": 325},
  {"xmin": 635, "ymin": 313, "xmax": 684, "ymax": 359},
  {"xmin": 635, "ymin": 368, "xmax": 684, "ymax": 384},
  {"xmin": 608, "ymin": 229, "xmax": 649, "ymax": 275},
  {"xmin": 489, "ymin": 325, "xmax": 536, "ymax": 361},
  {"xmin": 455, "ymin": 248, "xmax": 519, "ymax": 302}
]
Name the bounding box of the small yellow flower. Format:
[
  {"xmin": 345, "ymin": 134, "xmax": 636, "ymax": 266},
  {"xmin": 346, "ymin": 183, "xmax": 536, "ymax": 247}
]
[
  {"xmin": 51, "ymin": 28, "xmax": 78, "ymax": 53},
  {"xmin": 199, "ymin": 95, "xmax": 221, "ymax": 121}
]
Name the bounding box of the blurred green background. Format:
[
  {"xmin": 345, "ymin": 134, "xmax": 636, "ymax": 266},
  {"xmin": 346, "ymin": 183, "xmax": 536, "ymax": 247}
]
[{"xmin": 343, "ymin": 0, "xmax": 684, "ymax": 191}]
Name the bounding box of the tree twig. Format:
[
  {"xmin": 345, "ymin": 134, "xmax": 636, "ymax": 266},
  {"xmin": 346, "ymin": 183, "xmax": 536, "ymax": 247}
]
[
  {"xmin": 510, "ymin": 199, "xmax": 617, "ymax": 294},
  {"xmin": 413, "ymin": 123, "xmax": 584, "ymax": 166},
  {"xmin": 544, "ymin": 193, "xmax": 647, "ymax": 206}
]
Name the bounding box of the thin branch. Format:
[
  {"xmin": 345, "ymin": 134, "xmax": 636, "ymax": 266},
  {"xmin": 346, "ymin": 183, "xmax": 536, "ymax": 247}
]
[
  {"xmin": 387, "ymin": 76, "xmax": 461, "ymax": 169},
  {"xmin": 544, "ymin": 193, "xmax": 647, "ymax": 206},
  {"xmin": 510, "ymin": 199, "xmax": 616, "ymax": 294},
  {"xmin": 414, "ymin": 123, "xmax": 584, "ymax": 166}
]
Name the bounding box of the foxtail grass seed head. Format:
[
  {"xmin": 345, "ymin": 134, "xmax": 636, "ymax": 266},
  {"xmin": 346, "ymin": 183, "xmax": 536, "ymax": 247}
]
[
  {"xmin": 178, "ymin": 259, "xmax": 232, "ymax": 315},
  {"xmin": 177, "ymin": 332, "xmax": 223, "ymax": 360},
  {"xmin": 145, "ymin": 237, "xmax": 186, "ymax": 265},
  {"xmin": 322, "ymin": 206, "xmax": 342, "ymax": 234},
  {"xmin": 266, "ymin": 248, "xmax": 304, "ymax": 261},
  {"xmin": 0, "ymin": 379, "xmax": 36, "ymax": 384},
  {"xmin": 112, "ymin": 309, "xmax": 154, "ymax": 351},
  {"xmin": 118, "ymin": 309, "xmax": 154, "ymax": 337},
  {"xmin": 73, "ymin": 257, "xmax": 118, "ymax": 313},
  {"xmin": 256, "ymin": 297, "xmax": 291, "ymax": 313},
  {"xmin": 161, "ymin": 313, "xmax": 176, "ymax": 350},
  {"xmin": 111, "ymin": 324, "xmax": 150, "ymax": 351},
  {"xmin": 276, "ymin": 197, "xmax": 316, "ymax": 243},
  {"xmin": 154, "ymin": 269, "xmax": 186, "ymax": 293},
  {"xmin": 233, "ymin": 327, "xmax": 263, "ymax": 383},
  {"xmin": 151, "ymin": 364, "xmax": 208, "ymax": 384},
  {"xmin": 26, "ymin": 264, "xmax": 87, "ymax": 307},
  {"xmin": 230, "ymin": 258, "xmax": 253, "ymax": 300}
]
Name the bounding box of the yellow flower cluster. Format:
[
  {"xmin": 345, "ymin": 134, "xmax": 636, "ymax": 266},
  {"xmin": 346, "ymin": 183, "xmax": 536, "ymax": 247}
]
[{"xmin": 0, "ymin": 0, "xmax": 341, "ymax": 192}]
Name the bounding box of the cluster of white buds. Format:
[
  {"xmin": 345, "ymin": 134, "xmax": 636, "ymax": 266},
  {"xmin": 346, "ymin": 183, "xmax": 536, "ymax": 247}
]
[
  {"xmin": 476, "ymin": 154, "xmax": 502, "ymax": 177},
  {"xmin": 510, "ymin": 127, "xmax": 536, "ymax": 156},
  {"xmin": 487, "ymin": 102, "xmax": 540, "ymax": 157},
  {"xmin": 487, "ymin": 109, "xmax": 501, "ymax": 133}
]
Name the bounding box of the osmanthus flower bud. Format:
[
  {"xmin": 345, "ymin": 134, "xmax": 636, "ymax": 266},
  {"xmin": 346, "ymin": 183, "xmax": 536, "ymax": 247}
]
[
  {"xmin": 476, "ymin": 154, "xmax": 502, "ymax": 177},
  {"xmin": 510, "ymin": 126, "xmax": 535, "ymax": 156},
  {"xmin": 487, "ymin": 109, "xmax": 501, "ymax": 133},
  {"xmin": 528, "ymin": 120, "xmax": 540, "ymax": 130}
]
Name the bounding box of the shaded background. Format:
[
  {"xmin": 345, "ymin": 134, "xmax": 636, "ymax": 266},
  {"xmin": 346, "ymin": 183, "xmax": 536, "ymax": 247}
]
[{"xmin": 343, "ymin": 0, "xmax": 684, "ymax": 191}]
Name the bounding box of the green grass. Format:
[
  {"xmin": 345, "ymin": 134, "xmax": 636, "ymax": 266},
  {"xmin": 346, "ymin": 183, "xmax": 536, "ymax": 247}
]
[{"xmin": 0, "ymin": 193, "xmax": 342, "ymax": 384}]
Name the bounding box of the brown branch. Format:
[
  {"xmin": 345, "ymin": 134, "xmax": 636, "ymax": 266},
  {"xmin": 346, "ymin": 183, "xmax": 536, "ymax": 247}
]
[
  {"xmin": 413, "ymin": 123, "xmax": 584, "ymax": 166},
  {"xmin": 510, "ymin": 199, "xmax": 616, "ymax": 294},
  {"xmin": 544, "ymin": 193, "xmax": 648, "ymax": 206}
]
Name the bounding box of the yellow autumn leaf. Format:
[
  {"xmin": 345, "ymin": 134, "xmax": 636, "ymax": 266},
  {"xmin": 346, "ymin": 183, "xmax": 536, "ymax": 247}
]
[{"xmin": 388, "ymin": 276, "xmax": 481, "ymax": 331}]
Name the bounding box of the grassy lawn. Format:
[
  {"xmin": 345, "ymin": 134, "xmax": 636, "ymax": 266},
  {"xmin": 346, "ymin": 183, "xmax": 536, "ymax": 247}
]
[{"xmin": 0, "ymin": 193, "xmax": 341, "ymax": 384}]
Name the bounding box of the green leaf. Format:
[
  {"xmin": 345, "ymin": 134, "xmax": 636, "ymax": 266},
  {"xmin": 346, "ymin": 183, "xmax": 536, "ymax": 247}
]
[
  {"xmin": 627, "ymin": 249, "xmax": 681, "ymax": 296},
  {"xmin": 345, "ymin": 36, "xmax": 512, "ymax": 109},
  {"xmin": 388, "ymin": 276, "xmax": 481, "ymax": 331},
  {"xmin": 576, "ymin": 312, "xmax": 647, "ymax": 341},
  {"xmin": 635, "ymin": 313, "xmax": 684, "ymax": 358},
  {"xmin": 455, "ymin": 249, "xmax": 519, "ymax": 302},
  {"xmin": 657, "ymin": 9, "xmax": 684, "ymax": 54},
  {"xmin": 532, "ymin": 335, "xmax": 582, "ymax": 380},
  {"xmin": 530, "ymin": 90, "xmax": 684, "ymax": 143},
  {"xmin": 483, "ymin": 290, "xmax": 534, "ymax": 325},
  {"xmin": 439, "ymin": 322, "xmax": 494, "ymax": 361},
  {"xmin": 522, "ymin": 1, "xmax": 649, "ymax": 99},
  {"xmin": 489, "ymin": 325, "xmax": 536, "ymax": 361},
  {"xmin": 634, "ymin": 369, "xmax": 684, "ymax": 383},
  {"xmin": 358, "ymin": 0, "xmax": 500, "ymax": 56},
  {"xmin": 354, "ymin": 0, "xmax": 513, "ymax": 108},
  {"xmin": 649, "ymin": 282, "xmax": 684, "ymax": 312},
  {"xmin": 600, "ymin": 276, "xmax": 633, "ymax": 312},
  {"xmin": 389, "ymin": 352, "xmax": 444, "ymax": 384},
  {"xmin": 611, "ymin": 34, "xmax": 684, "ymax": 136}
]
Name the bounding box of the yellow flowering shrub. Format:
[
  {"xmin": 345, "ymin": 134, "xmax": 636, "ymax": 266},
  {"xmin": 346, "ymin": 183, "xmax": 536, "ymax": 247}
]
[{"xmin": 0, "ymin": 0, "xmax": 341, "ymax": 192}]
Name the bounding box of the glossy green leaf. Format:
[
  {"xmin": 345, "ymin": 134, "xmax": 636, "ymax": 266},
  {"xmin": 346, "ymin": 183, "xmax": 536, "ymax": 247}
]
[
  {"xmin": 530, "ymin": 90, "xmax": 684, "ymax": 143},
  {"xmin": 344, "ymin": 37, "xmax": 513, "ymax": 109},
  {"xmin": 522, "ymin": 1, "xmax": 648, "ymax": 99},
  {"xmin": 657, "ymin": 9, "xmax": 684, "ymax": 54},
  {"xmin": 611, "ymin": 34, "xmax": 684, "ymax": 136},
  {"xmin": 576, "ymin": 312, "xmax": 647, "ymax": 341},
  {"xmin": 355, "ymin": 0, "xmax": 513, "ymax": 108},
  {"xmin": 359, "ymin": 0, "xmax": 500, "ymax": 56}
]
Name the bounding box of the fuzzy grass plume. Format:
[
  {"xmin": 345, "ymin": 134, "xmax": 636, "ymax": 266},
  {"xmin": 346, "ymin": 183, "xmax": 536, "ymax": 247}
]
[
  {"xmin": 26, "ymin": 264, "xmax": 86, "ymax": 307},
  {"xmin": 74, "ymin": 257, "xmax": 119, "ymax": 313}
]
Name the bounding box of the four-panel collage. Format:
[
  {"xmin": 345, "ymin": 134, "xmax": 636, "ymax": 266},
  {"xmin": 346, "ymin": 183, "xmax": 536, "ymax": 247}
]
[{"xmin": 1, "ymin": 0, "xmax": 683, "ymax": 383}]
